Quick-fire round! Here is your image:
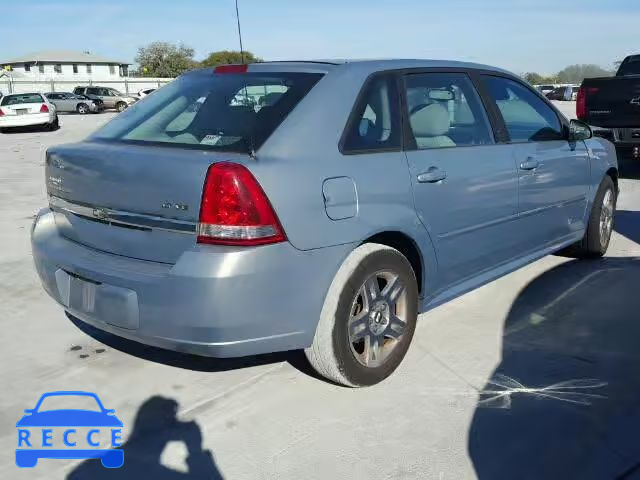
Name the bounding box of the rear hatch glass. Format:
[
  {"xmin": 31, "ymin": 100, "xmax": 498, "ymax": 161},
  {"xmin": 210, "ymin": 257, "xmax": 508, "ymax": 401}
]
[
  {"xmin": 47, "ymin": 70, "xmax": 322, "ymax": 263},
  {"xmin": 92, "ymin": 70, "xmax": 323, "ymax": 153}
]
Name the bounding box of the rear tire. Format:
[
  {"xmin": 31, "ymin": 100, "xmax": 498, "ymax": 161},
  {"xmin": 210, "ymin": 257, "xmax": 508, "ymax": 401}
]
[
  {"xmin": 46, "ymin": 116, "xmax": 59, "ymax": 131},
  {"xmin": 76, "ymin": 103, "xmax": 89, "ymax": 114},
  {"xmin": 116, "ymin": 102, "xmax": 127, "ymax": 112},
  {"xmin": 305, "ymin": 243, "xmax": 418, "ymax": 387},
  {"xmin": 572, "ymin": 176, "xmax": 616, "ymax": 257}
]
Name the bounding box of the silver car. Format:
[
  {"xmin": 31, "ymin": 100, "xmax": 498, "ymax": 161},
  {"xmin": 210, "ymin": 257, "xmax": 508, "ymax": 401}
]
[
  {"xmin": 44, "ymin": 93, "xmax": 100, "ymax": 114},
  {"xmin": 32, "ymin": 60, "xmax": 618, "ymax": 386}
]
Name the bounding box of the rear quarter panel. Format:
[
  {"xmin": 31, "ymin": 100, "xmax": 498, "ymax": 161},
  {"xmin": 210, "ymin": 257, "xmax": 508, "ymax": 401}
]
[{"xmin": 249, "ymin": 64, "xmax": 438, "ymax": 294}]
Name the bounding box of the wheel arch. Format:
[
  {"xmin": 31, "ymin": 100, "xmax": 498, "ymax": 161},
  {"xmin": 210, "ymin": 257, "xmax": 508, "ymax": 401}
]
[{"xmin": 362, "ymin": 231, "xmax": 425, "ymax": 295}]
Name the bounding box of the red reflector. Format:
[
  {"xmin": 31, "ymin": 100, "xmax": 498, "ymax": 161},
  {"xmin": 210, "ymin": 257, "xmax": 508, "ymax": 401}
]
[
  {"xmin": 40, "ymin": 104, "xmax": 49, "ymax": 113},
  {"xmin": 197, "ymin": 162, "xmax": 286, "ymax": 246},
  {"xmin": 214, "ymin": 64, "xmax": 248, "ymax": 74}
]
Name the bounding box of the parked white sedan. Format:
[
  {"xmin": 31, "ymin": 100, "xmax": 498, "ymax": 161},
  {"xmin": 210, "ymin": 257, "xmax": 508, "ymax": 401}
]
[{"xmin": 0, "ymin": 93, "xmax": 59, "ymax": 132}]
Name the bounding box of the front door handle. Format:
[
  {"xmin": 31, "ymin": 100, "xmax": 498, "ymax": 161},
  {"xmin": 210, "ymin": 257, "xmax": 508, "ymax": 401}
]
[
  {"xmin": 519, "ymin": 158, "xmax": 539, "ymax": 170},
  {"xmin": 417, "ymin": 167, "xmax": 447, "ymax": 183}
]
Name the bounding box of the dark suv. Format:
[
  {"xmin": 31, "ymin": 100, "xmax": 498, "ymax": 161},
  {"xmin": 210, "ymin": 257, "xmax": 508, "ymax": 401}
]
[{"xmin": 73, "ymin": 86, "xmax": 137, "ymax": 112}]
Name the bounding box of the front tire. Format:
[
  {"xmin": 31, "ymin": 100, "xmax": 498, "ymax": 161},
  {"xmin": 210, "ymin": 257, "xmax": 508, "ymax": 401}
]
[
  {"xmin": 572, "ymin": 176, "xmax": 616, "ymax": 257},
  {"xmin": 305, "ymin": 243, "xmax": 418, "ymax": 387},
  {"xmin": 76, "ymin": 103, "xmax": 89, "ymax": 114},
  {"xmin": 116, "ymin": 102, "xmax": 127, "ymax": 112}
]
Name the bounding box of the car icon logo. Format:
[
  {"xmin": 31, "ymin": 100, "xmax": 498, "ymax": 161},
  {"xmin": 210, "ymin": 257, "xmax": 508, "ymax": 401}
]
[
  {"xmin": 631, "ymin": 97, "xmax": 640, "ymax": 106},
  {"xmin": 16, "ymin": 391, "xmax": 124, "ymax": 468}
]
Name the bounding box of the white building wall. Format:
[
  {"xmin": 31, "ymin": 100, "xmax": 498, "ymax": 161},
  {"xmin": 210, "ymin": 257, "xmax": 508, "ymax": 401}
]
[{"xmin": 7, "ymin": 63, "xmax": 122, "ymax": 82}]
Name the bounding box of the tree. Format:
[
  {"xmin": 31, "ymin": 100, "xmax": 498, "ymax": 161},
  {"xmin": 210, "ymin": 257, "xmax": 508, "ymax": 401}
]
[
  {"xmin": 135, "ymin": 42, "xmax": 197, "ymax": 78},
  {"xmin": 556, "ymin": 64, "xmax": 612, "ymax": 83},
  {"xmin": 200, "ymin": 50, "xmax": 262, "ymax": 67},
  {"xmin": 523, "ymin": 72, "xmax": 558, "ymax": 85}
]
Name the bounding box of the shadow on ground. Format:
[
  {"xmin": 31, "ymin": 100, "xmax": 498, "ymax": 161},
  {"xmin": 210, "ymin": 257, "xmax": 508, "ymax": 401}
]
[
  {"xmin": 67, "ymin": 396, "xmax": 223, "ymax": 479},
  {"xmin": 67, "ymin": 314, "xmax": 321, "ymax": 380},
  {"xmin": 469, "ymin": 257, "xmax": 640, "ymax": 480}
]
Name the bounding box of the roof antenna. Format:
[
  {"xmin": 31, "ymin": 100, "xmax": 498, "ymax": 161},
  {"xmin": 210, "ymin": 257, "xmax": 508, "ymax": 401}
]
[
  {"xmin": 234, "ymin": 0, "xmax": 256, "ymax": 159},
  {"xmin": 235, "ymin": 0, "xmax": 245, "ymax": 64}
]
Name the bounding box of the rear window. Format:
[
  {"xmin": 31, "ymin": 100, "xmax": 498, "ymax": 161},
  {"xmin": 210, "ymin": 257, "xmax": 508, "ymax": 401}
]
[
  {"xmin": 1, "ymin": 93, "xmax": 43, "ymax": 106},
  {"xmin": 617, "ymin": 56, "xmax": 640, "ymax": 76},
  {"xmin": 93, "ymin": 71, "xmax": 323, "ymax": 152}
]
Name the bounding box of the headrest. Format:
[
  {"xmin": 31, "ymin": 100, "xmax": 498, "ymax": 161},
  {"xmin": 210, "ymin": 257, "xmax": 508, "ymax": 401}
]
[{"xmin": 410, "ymin": 103, "xmax": 450, "ymax": 137}]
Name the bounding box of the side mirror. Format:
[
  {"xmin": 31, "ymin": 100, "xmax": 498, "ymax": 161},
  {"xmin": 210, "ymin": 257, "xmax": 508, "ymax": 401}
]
[{"xmin": 569, "ymin": 119, "xmax": 592, "ymax": 141}]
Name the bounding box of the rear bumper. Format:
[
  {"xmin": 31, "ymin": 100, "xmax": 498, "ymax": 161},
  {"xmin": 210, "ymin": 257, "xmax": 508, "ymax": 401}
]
[
  {"xmin": 0, "ymin": 112, "xmax": 54, "ymax": 128},
  {"xmin": 31, "ymin": 210, "xmax": 351, "ymax": 357}
]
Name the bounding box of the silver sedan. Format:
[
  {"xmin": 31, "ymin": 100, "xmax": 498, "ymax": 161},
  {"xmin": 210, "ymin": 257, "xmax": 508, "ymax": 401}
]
[{"xmin": 44, "ymin": 92, "xmax": 101, "ymax": 114}]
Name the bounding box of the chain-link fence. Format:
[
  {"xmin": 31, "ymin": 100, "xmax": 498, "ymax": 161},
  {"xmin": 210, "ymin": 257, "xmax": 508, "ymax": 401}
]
[{"xmin": 0, "ymin": 77, "xmax": 174, "ymax": 96}]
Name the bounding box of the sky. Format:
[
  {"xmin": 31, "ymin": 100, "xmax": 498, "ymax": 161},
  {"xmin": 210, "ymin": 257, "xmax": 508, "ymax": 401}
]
[{"xmin": 2, "ymin": 0, "xmax": 639, "ymax": 74}]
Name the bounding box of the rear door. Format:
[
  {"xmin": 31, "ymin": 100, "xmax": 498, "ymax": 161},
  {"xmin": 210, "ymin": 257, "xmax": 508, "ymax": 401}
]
[
  {"xmin": 402, "ymin": 71, "xmax": 519, "ymax": 288},
  {"xmin": 481, "ymin": 75, "xmax": 590, "ymax": 251}
]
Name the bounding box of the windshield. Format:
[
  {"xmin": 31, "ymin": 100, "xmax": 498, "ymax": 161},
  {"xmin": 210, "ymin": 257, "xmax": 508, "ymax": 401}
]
[
  {"xmin": 36, "ymin": 394, "xmax": 102, "ymax": 412},
  {"xmin": 617, "ymin": 56, "xmax": 640, "ymax": 76},
  {"xmin": 1, "ymin": 93, "xmax": 43, "ymax": 106},
  {"xmin": 92, "ymin": 71, "xmax": 323, "ymax": 153}
]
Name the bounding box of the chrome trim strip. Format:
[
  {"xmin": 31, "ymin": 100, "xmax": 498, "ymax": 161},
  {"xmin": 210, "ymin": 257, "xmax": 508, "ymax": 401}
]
[{"xmin": 49, "ymin": 195, "xmax": 197, "ymax": 235}]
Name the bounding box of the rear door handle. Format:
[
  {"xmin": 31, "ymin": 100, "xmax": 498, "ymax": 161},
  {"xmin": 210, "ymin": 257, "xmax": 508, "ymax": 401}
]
[
  {"xmin": 519, "ymin": 158, "xmax": 539, "ymax": 170},
  {"xmin": 417, "ymin": 167, "xmax": 447, "ymax": 183}
]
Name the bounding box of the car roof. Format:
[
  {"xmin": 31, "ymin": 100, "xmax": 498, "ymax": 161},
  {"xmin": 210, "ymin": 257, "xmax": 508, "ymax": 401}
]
[{"xmin": 190, "ymin": 59, "xmax": 515, "ymax": 76}]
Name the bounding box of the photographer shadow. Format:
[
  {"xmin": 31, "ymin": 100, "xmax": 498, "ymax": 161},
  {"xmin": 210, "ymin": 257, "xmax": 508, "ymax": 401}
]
[
  {"xmin": 67, "ymin": 396, "xmax": 223, "ymax": 479},
  {"xmin": 468, "ymin": 257, "xmax": 640, "ymax": 480}
]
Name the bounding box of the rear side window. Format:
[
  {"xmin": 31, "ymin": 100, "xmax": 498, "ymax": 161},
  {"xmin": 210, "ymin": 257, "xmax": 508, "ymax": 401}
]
[
  {"xmin": 1, "ymin": 94, "xmax": 43, "ymax": 106},
  {"xmin": 482, "ymin": 76, "xmax": 563, "ymax": 142},
  {"xmin": 403, "ymin": 72, "xmax": 493, "ymax": 150},
  {"xmin": 341, "ymin": 75, "xmax": 401, "ymax": 153},
  {"xmin": 93, "ymin": 71, "xmax": 323, "ymax": 153}
]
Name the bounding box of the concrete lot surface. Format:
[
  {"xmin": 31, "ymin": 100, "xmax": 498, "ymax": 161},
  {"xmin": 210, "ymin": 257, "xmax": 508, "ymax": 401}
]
[{"xmin": 2, "ymin": 104, "xmax": 640, "ymax": 479}]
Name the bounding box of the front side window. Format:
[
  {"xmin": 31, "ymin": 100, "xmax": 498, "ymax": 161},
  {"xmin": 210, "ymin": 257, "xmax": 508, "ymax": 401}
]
[
  {"xmin": 342, "ymin": 75, "xmax": 401, "ymax": 153},
  {"xmin": 482, "ymin": 76, "xmax": 563, "ymax": 142},
  {"xmin": 92, "ymin": 71, "xmax": 323, "ymax": 153},
  {"xmin": 86, "ymin": 88, "xmax": 99, "ymax": 95},
  {"xmin": 404, "ymin": 72, "xmax": 493, "ymax": 150}
]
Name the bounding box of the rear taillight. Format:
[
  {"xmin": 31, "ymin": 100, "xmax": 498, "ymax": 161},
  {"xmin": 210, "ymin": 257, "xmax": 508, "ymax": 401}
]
[
  {"xmin": 214, "ymin": 64, "xmax": 248, "ymax": 74},
  {"xmin": 197, "ymin": 162, "xmax": 286, "ymax": 246},
  {"xmin": 40, "ymin": 104, "xmax": 49, "ymax": 113},
  {"xmin": 576, "ymin": 87, "xmax": 598, "ymax": 121},
  {"xmin": 0, "ymin": 108, "xmax": 4, "ymax": 116}
]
